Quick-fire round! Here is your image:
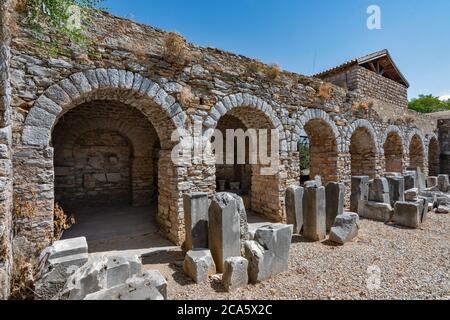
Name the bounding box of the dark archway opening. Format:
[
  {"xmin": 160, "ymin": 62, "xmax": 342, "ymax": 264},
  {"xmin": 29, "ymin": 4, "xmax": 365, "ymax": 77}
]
[
  {"xmin": 350, "ymin": 127, "xmax": 377, "ymax": 178},
  {"xmin": 384, "ymin": 132, "xmax": 403, "ymax": 173},
  {"xmin": 428, "ymin": 138, "xmax": 440, "ymax": 176}
]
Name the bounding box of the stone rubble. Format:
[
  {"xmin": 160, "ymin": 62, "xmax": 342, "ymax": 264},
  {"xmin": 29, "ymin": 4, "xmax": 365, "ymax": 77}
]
[
  {"xmin": 183, "ymin": 249, "xmax": 216, "ymax": 284},
  {"xmin": 329, "ymin": 213, "xmax": 360, "ymax": 245},
  {"xmin": 222, "ymin": 257, "xmax": 249, "ymax": 292}
]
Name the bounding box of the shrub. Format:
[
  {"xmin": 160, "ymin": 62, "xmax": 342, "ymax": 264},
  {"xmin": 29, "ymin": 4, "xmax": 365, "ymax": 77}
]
[
  {"xmin": 54, "ymin": 203, "xmax": 75, "ymax": 240},
  {"xmin": 163, "ymin": 32, "xmax": 188, "ymax": 65},
  {"xmin": 318, "ymin": 83, "xmax": 332, "ymax": 100},
  {"xmin": 265, "ymin": 63, "xmax": 281, "ymax": 80}
]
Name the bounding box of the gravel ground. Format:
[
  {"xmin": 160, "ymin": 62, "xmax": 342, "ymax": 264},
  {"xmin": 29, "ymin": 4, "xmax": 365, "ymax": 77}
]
[{"xmin": 143, "ymin": 211, "xmax": 449, "ymax": 300}]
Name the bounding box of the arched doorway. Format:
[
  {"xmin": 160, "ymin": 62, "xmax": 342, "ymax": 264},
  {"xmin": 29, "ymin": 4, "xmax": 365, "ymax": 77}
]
[
  {"xmin": 301, "ymin": 119, "xmax": 339, "ymax": 183},
  {"xmin": 409, "ymin": 135, "xmax": 425, "ymax": 171},
  {"xmin": 212, "ymin": 106, "xmax": 282, "ymax": 222},
  {"xmin": 18, "ymin": 70, "xmax": 188, "ymax": 248},
  {"xmin": 428, "ymin": 137, "xmax": 440, "ymax": 176},
  {"xmin": 384, "ymin": 132, "xmax": 403, "ymax": 173},
  {"xmin": 350, "ymin": 127, "xmax": 377, "ymax": 178}
]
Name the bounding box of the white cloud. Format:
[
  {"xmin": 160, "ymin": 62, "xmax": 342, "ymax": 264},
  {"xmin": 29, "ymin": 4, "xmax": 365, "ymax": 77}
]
[{"xmin": 440, "ymin": 94, "xmax": 450, "ymax": 101}]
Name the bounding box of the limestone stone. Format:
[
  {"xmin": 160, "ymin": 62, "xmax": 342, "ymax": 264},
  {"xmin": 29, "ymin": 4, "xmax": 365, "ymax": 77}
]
[
  {"xmin": 386, "ymin": 176, "xmax": 405, "ymax": 206},
  {"xmin": 285, "ymin": 185, "xmax": 304, "ymax": 234},
  {"xmin": 303, "ymin": 186, "xmax": 326, "ymax": 241},
  {"xmin": 208, "ymin": 193, "xmax": 241, "ymax": 272},
  {"xmin": 141, "ymin": 270, "xmax": 167, "ymax": 299},
  {"xmin": 438, "ymin": 175, "xmax": 449, "ymax": 193},
  {"xmin": 34, "ymin": 237, "xmax": 89, "ymax": 300},
  {"xmin": 435, "ymin": 205, "xmax": 449, "ymax": 214},
  {"xmin": 368, "ymin": 178, "xmax": 390, "ymax": 204},
  {"xmin": 325, "ymin": 182, "xmax": 345, "ymax": 232},
  {"xmin": 183, "ymin": 192, "xmax": 209, "ymax": 250},
  {"xmin": 222, "ymin": 257, "xmax": 249, "ymax": 292},
  {"xmin": 426, "ymin": 177, "xmax": 438, "ymax": 189},
  {"xmin": 394, "ymin": 202, "xmax": 423, "ymax": 229},
  {"xmin": 351, "ymin": 176, "xmax": 370, "ymax": 212},
  {"xmin": 244, "ymin": 240, "xmax": 270, "ymax": 284},
  {"xmin": 84, "ymin": 275, "xmax": 164, "ymax": 300},
  {"xmin": 254, "ymin": 224, "xmax": 293, "ymax": 275},
  {"xmin": 183, "ymin": 249, "xmax": 216, "ymax": 284},
  {"xmin": 358, "ymin": 200, "xmax": 394, "ymax": 222},
  {"xmin": 405, "ymin": 188, "xmax": 419, "ymax": 202},
  {"xmin": 62, "ymin": 255, "xmax": 142, "ymax": 300},
  {"xmin": 404, "ymin": 172, "xmax": 417, "ymax": 191},
  {"xmin": 229, "ymin": 193, "xmax": 249, "ymax": 240},
  {"xmin": 329, "ymin": 212, "xmax": 360, "ymax": 245}
]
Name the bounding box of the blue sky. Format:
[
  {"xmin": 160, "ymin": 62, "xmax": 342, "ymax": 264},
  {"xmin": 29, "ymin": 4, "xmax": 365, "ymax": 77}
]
[{"xmin": 103, "ymin": 0, "xmax": 450, "ymax": 100}]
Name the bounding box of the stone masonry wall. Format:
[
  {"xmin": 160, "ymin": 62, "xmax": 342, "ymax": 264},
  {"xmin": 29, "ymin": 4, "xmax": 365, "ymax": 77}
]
[
  {"xmin": 439, "ymin": 119, "xmax": 450, "ymax": 174},
  {"xmin": 1, "ymin": 8, "xmax": 441, "ymax": 276},
  {"xmin": 0, "ymin": 0, "xmax": 13, "ymax": 300}
]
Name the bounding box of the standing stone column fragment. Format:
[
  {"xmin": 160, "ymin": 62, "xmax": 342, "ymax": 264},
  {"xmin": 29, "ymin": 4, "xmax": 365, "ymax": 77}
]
[
  {"xmin": 386, "ymin": 176, "xmax": 405, "ymax": 206},
  {"xmin": 183, "ymin": 192, "xmax": 209, "ymax": 250},
  {"xmin": 285, "ymin": 185, "xmax": 304, "ymax": 234},
  {"xmin": 325, "ymin": 182, "xmax": 345, "ymax": 232},
  {"xmin": 303, "ymin": 185, "xmax": 326, "ymax": 241},
  {"xmin": 351, "ymin": 176, "xmax": 369, "ymax": 212},
  {"xmin": 208, "ymin": 193, "xmax": 241, "ymax": 273}
]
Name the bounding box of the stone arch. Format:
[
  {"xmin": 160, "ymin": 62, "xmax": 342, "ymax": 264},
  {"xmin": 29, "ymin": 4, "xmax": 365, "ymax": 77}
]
[
  {"xmin": 406, "ymin": 128, "xmax": 426, "ymax": 171},
  {"xmin": 345, "ymin": 119, "xmax": 380, "ymax": 154},
  {"xmin": 19, "ymin": 69, "xmax": 189, "ymax": 245},
  {"xmin": 204, "ymin": 93, "xmax": 285, "ymax": 149},
  {"xmin": 382, "ymin": 126, "xmax": 404, "ymax": 173},
  {"xmin": 22, "ymin": 69, "xmax": 187, "ymax": 149},
  {"xmin": 206, "ymin": 93, "xmax": 284, "ymax": 222},
  {"xmin": 348, "ymin": 119, "xmax": 379, "ymax": 178},
  {"xmin": 294, "ymin": 109, "xmax": 340, "ymax": 182},
  {"xmin": 426, "ymin": 133, "xmax": 440, "ymax": 176}
]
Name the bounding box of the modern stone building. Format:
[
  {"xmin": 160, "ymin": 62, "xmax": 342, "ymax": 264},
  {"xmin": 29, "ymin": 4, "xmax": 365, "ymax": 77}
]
[{"xmin": 0, "ymin": 4, "xmax": 445, "ymax": 298}]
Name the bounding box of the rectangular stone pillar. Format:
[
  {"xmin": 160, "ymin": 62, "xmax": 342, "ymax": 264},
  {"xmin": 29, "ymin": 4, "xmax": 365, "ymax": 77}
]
[
  {"xmin": 368, "ymin": 178, "xmax": 390, "ymax": 204},
  {"xmin": 404, "ymin": 172, "xmax": 417, "ymax": 191},
  {"xmin": 208, "ymin": 193, "xmax": 241, "ymax": 273},
  {"xmin": 386, "ymin": 176, "xmax": 405, "ymax": 206},
  {"xmin": 325, "ymin": 182, "xmax": 344, "ymax": 232},
  {"xmin": 350, "ymin": 176, "xmax": 369, "ymax": 212},
  {"xmin": 183, "ymin": 192, "xmax": 209, "ymax": 251},
  {"xmin": 302, "ymin": 186, "xmax": 326, "ymax": 241},
  {"xmin": 394, "ymin": 201, "xmax": 423, "ymax": 229},
  {"xmin": 285, "ymin": 186, "xmax": 304, "ymax": 234},
  {"xmin": 438, "ymin": 174, "xmax": 449, "ymax": 192}
]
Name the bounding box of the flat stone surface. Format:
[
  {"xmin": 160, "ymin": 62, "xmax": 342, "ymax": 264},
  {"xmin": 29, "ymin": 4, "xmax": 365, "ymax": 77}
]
[
  {"xmin": 351, "ymin": 176, "xmax": 370, "ymax": 213},
  {"xmin": 303, "ymin": 186, "xmax": 326, "ymax": 241},
  {"xmin": 368, "ymin": 178, "xmax": 390, "ymax": 204},
  {"xmin": 358, "ymin": 200, "xmax": 394, "ymax": 222},
  {"xmin": 394, "ymin": 201, "xmax": 422, "ymax": 229},
  {"xmin": 325, "ymin": 182, "xmax": 345, "ymax": 232},
  {"xmin": 183, "ymin": 192, "xmax": 209, "ymax": 250}
]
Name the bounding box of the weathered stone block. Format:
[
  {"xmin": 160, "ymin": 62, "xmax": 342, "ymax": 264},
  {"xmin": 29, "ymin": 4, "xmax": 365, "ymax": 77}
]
[
  {"xmin": 254, "ymin": 224, "xmax": 293, "ymax": 275},
  {"xmin": 350, "ymin": 176, "xmax": 370, "ymax": 212},
  {"xmin": 358, "ymin": 200, "xmax": 394, "ymax": 222},
  {"xmin": 222, "ymin": 257, "xmax": 249, "ymax": 292},
  {"xmin": 183, "ymin": 249, "xmax": 216, "ymax": 284},
  {"xmin": 394, "ymin": 201, "xmax": 422, "ymax": 229},
  {"xmin": 303, "ymin": 186, "xmax": 326, "ymax": 241},
  {"xmin": 244, "ymin": 240, "xmax": 270, "ymax": 284},
  {"xmin": 208, "ymin": 193, "xmax": 241, "ymax": 272},
  {"xmin": 285, "ymin": 185, "xmax": 304, "ymax": 234},
  {"xmin": 183, "ymin": 192, "xmax": 209, "ymax": 250},
  {"xmin": 405, "ymin": 188, "xmax": 419, "ymax": 202},
  {"xmin": 141, "ymin": 270, "xmax": 167, "ymax": 299},
  {"xmin": 438, "ymin": 175, "xmax": 449, "ymax": 193},
  {"xmin": 84, "ymin": 275, "xmax": 164, "ymax": 300},
  {"xmin": 426, "ymin": 177, "xmax": 438, "ymax": 189},
  {"xmin": 404, "ymin": 172, "xmax": 417, "ymax": 191},
  {"xmin": 368, "ymin": 178, "xmax": 390, "ymax": 204},
  {"xmin": 329, "ymin": 213, "xmax": 360, "ymax": 245},
  {"xmin": 386, "ymin": 176, "xmax": 405, "ymax": 206},
  {"xmin": 325, "ymin": 182, "xmax": 344, "ymax": 232}
]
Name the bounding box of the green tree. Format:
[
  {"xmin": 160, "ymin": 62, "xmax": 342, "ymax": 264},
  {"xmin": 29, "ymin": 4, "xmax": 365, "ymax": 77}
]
[
  {"xmin": 408, "ymin": 95, "xmax": 450, "ymax": 113},
  {"xmin": 298, "ymin": 143, "xmax": 310, "ymax": 174}
]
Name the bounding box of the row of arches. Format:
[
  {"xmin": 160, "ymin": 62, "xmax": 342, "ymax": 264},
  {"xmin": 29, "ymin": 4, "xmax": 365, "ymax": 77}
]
[{"xmin": 18, "ymin": 69, "xmax": 441, "ymax": 247}]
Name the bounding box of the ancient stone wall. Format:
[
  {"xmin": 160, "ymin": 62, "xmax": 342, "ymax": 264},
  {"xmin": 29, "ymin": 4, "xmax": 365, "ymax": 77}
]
[
  {"xmin": 0, "ymin": 8, "xmax": 440, "ymax": 278},
  {"xmin": 0, "ymin": 0, "xmax": 13, "ymax": 300},
  {"xmin": 439, "ymin": 119, "xmax": 450, "ymax": 174}
]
